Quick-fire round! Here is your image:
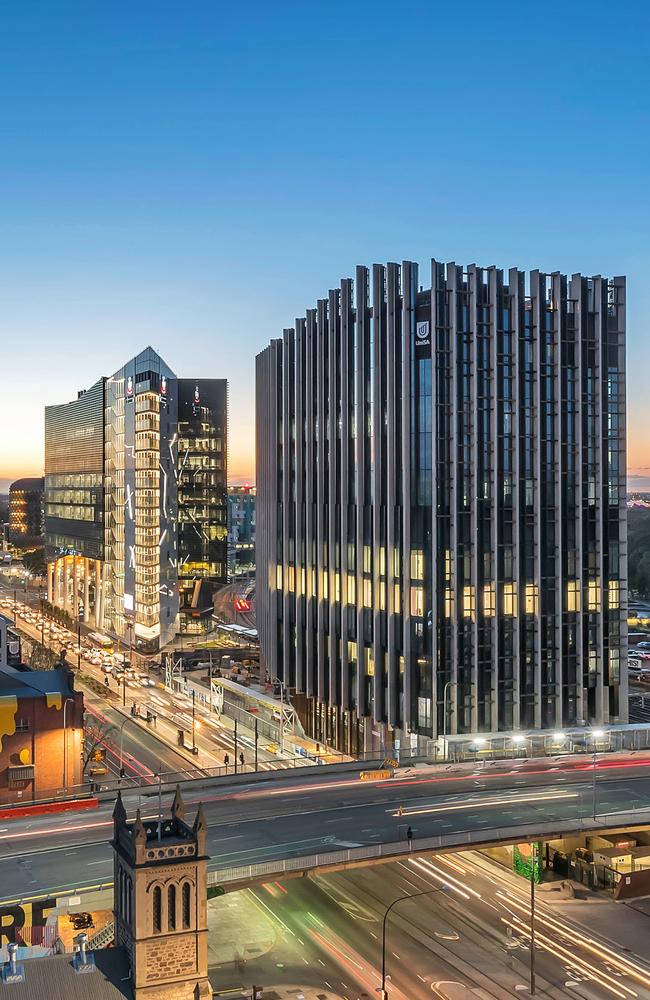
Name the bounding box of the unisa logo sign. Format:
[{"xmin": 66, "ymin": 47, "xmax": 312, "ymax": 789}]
[{"xmin": 415, "ymin": 320, "xmax": 430, "ymax": 354}]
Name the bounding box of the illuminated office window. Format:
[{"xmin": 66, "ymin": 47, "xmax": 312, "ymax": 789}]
[
  {"xmin": 379, "ymin": 547, "xmax": 386, "ymax": 576},
  {"xmin": 334, "ymin": 572, "xmax": 341, "ymax": 602},
  {"xmin": 588, "ymin": 578, "xmax": 601, "ymax": 613},
  {"xmin": 503, "ymin": 583, "xmax": 517, "ymax": 616},
  {"xmin": 393, "ymin": 549, "xmax": 401, "ymax": 577},
  {"xmin": 444, "ymin": 588, "xmax": 454, "ymax": 618},
  {"xmin": 410, "ymin": 586, "xmax": 424, "ymax": 617},
  {"xmin": 524, "ymin": 583, "xmax": 538, "ymax": 615},
  {"xmin": 288, "ymin": 565, "xmax": 295, "ymax": 593},
  {"xmin": 347, "ymin": 575, "xmax": 356, "ymax": 605},
  {"xmin": 365, "ymin": 647, "xmax": 375, "ymax": 677},
  {"xmin": 275, "ymin": 565, "xmax": 282, "ymax": 591},
  {"xmin": 348, "ymin": 640, "xmax": 357, "ymax": 662},
  {"xmin": 462, "ymin": 585, "xmax": 475, "ymax": 620},
  {"xmin": 363, "ymin": 546, "xmax": 372, "ymax": 574},
  {"xmin": 379, "ymin": 581, "xmax": 386, "ymax": 611},
  {"xmin": 608, "ymin": 579, "xmax": 620, "ymax": 610},
  {"xmin": 363, "ymin": 578, "xmax": 372, "ymax": 608},
  {"xmin": 393, "ymin": 582, "xmax": 401, "ymax": 611},
  {"xmin": 483, "ymin": 583, "xmax": 496, "ymax": 617},
  {"xmin": 410, "ymin": 550, "xmax": 424, "ymax": 581},
  {"xmin": 444, "ymin": 549, "xmax": 452, "ymax": 582},
  {"xmin": 322, "ymin": 571, "xmax": 329, "ymax": 600},
  {"xmin": 567, "ymin": 579, "xmax": 580, "ymax": 612}
]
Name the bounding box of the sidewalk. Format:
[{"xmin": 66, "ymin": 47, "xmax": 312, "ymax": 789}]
[
  {"xmin": 207, "ymin": 891, "xmax": 345, "ymax": 1000},
  {"xmin": 207, "ymin": 889, "xmax": 275, "ymax": 969},
  {"xmin": 543, "ymin": 885, "xmax": 650, "ymax": 959},
  {"xmin": 469, "ymin": 850, "xmax": 650, "ymax": 971}
]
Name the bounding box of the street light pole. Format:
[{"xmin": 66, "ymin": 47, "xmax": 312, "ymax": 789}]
[{"xmin": 381, "ymin": 889, "xmax": 440, "ymax": 998}]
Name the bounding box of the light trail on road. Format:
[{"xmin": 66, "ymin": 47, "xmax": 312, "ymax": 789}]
[
  {"xmin": 393, "ymin": 789, "xmax": 580, "ymax": 817},
  {"xmin": 85, "ymin": 703, "xmax": 156, "ymax": 783}
]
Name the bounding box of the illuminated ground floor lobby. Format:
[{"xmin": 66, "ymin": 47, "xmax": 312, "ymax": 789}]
[{"xmin": 46, "ymin": 554, "xmax": 105, "ymax": 628}]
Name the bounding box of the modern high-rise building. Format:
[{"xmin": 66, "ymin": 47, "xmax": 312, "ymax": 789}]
[
  {"xmin": 177, "ymin": 379, "xmax": 228, "ymax": 633},
  {"xmin": 9, "ymin": 476, "xmax": 45, "ymax": 542},
  {"xmin": 103, "ymin": 348, "xmax": 180, "ymax": 651},
  {"xmin": 45, "ymin": 349, "xmax": 227, "ymax": 651},
  {"xmin": 256, "ymin": 260, "xmax": 627, "ymax": 753},
  {"xmin": 45, "ymin": 378, "xmax": 106, "ymax": 627},
  {"xmin": 228, "ymin": 485, "xmax": 256, "ymax": 577}
]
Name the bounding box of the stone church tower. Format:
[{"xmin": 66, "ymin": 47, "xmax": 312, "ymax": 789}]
[{"xmin": 112, "ymin": 787, "xmax": 211, "ymax": 1000}]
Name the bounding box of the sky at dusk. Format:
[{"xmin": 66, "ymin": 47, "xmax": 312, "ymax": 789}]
[{"xmin": 1, "ymin": 1, "xmax": 649, "ymax": 492}]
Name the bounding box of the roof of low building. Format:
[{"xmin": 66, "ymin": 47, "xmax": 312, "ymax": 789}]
[
  {"xmin": 0, "ymin": 948, "xmax": 132, "ymax": 999},
  {"xmin": 0, "ymin": 665, "xmax": 77, "ymax": 701}
]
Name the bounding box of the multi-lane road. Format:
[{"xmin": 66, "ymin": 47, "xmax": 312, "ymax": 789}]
[
  {"xmin": 209, "ymin": 852, "xmax": 650, "ymax": 1000},
  {"xmin": 2, "ymin": 754, "xmax": 650, "ymax": 902},
  {"xmin": 0, "ymin": 582, "xmax": 297, "ymax": 782}
]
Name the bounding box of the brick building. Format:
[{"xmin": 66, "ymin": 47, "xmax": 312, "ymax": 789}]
[{"xmin": 0, "ymin": 613, "xmax": 84, "ymax": 804}]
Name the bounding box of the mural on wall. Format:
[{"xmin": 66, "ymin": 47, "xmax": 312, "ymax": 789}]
[
  {"xmin": 513, "ymin": 842, "xmax": 542, "ymax": 883},
  {"xmin": 0, "ymin": 899, "xmax": 57, "ymax": 959},
  {"xmin": 0, "ymin": 896, "xmax": 113, "ymax": 961},
  {"xmin": 0, "ymin": 695, "xmax": 17, "ymax": 750}
]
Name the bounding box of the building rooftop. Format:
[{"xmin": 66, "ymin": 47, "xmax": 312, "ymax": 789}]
[
  {"xmin": 112, "ymin": 786, "xmax": 207, "ymax": 867},
  {"xmin": 0, "ymin": 948, "xmax": 132, "ymax": 999},
  {"xmin": 0, "ymin": 664, "xmax": 76, "ymax": 701},
  {"xmin": 9, "ymin": 478, "xmax": 44, "ymax": 493}
]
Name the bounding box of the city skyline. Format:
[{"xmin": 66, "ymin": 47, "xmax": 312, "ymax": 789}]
[
  {"xmin": 1, "ymin": 3, "xmax": 649, "ymax": 490},
  {"xmin": 2, "ymin": 5, "xmax": 650, "ymax": 996}
]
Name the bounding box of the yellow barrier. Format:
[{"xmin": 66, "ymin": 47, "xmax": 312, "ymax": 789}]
[{"xmin": 359, "ymin": 769, "xmax": 393, "ymax": 781}]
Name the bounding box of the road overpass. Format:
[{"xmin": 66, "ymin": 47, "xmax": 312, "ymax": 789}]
[{"xmin": 1, "ymin": 754, "xmax": 650, "ymax": 903}]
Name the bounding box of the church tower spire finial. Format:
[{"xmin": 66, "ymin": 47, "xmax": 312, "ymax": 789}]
[{"xmin": 171, "ymin": 783, "xmax": 185, "ymax": 821}]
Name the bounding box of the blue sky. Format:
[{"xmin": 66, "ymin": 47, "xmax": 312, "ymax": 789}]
[{"xmin": 1, "ymin": 0, "xmax": 649, "ymax": 489}]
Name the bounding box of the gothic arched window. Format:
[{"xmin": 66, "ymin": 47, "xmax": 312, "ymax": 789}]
[
  {"xmin": 153, "ymin": 886, "xmax": 162, "ymax": 934},
  {"xmin": 168, "ymin": 884, "xmax": 176, "ymax": 930},
  {"xmin": 182, "ymin": 881, "xmax": 191, "ymax": 929}
]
